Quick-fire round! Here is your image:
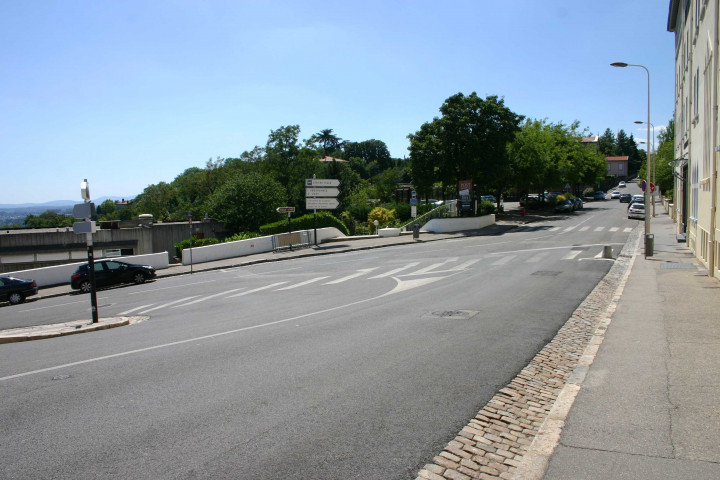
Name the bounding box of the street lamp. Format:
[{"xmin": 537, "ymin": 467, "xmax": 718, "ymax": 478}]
[
  {"xmin": 635, "ymin": 120, "xmax": 656, "ymax": 217},
  {"xmin": 612, "ymin": 62, "xmax": 652, "ymax": 255}
]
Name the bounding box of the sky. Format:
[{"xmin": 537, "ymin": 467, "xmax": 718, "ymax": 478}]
[{"xmin": 0, "ymin": 0, "xmax": 677, "ymax": 204}]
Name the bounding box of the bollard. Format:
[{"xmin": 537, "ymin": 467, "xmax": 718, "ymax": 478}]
[
  {"xmin": 602, "ymin": 245, "xmax": 613, "ymax": 259},
  {"xmin": 412, "ymin": 224, "xmax": 420, "ymax": 240},
  {"xmin": 645, "ymin": 234, "xmax": 654, "ymax": 256}
]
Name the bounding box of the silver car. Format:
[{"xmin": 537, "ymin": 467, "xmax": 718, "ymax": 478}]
[{"xmin": 628, "ymin": 203, "xmax": 645, "ymax": 219}]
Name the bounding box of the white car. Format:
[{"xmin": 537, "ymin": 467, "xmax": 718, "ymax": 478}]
[
  {"xmin": 618, "ymin": 181, "xmax": 626, "ymax": 188},
  {"xmin": 611, "ymin": 190, "xmax": 621, "ymax": 199},
  {"xmin": 628, "ymin": 203, "xmax": 645, "ymax": 219}
]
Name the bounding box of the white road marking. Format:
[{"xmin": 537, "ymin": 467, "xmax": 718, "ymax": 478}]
[
  {"xmin": 526, "ymin": 251, "xmax": 550, "ymax": 263},
  {"xmin": 323, "ymin": 268, "xmax": 377, "ymax": 285},
  {"xmin": 563, "ymin": 226, "xmax": 576, "ymax": 232},
  {"xmin": 117, "ymin": 304, "xmax": 155, "ymax": 315},
  {"xmin": 624, "ymin": 227, "xmax": 633, "ymax": 233},
  {"xmin": 368, "ymin": 263, "xmax": 420, "ymax": 278},
  {"xmin": 609, "ymin": 227, "xmax": 619, "ymax": 232},
  {"xmin": 129, "ymin": 280, "xmax": 215, "ymax": 295},
  {"xmin": 409, "ymin": 258, "xmax": 459, "ymax": 275},
  {"xmin": 171, "ymin": 289, "xmax": 245, "ymax": 308},
  {"xmin": 226, "ymin": 282, "xmax": 287, "ymax": 297},
  {"xmin": 492, "ymin": 255, "xmax": 516, "ymax": 266},
  {"xmin": 594, "ymin": 227, "xmax": 604, "ymax": 232},
  {"xmin": 447, "ymin": 259, "xmax": 481, "ymax": 271},
  {"xmin": 562, "ymin": 250, "xmax": 583, "ymax": 260},
  {"xmin": 139, "ymin": 297, "xmax": 200, "ymax": 314},
  {"xmin": 579, "ymin": 226, "xmax": 590, "ymax": 232},
  {"xmin": 276, "ymin": 277, "xmax": 330, "ymax": 290}
]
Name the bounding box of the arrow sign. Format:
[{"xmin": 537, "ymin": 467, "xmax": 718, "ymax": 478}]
[
  {"xmin": 306, "ymin": 197, "xmax": 339, "ymax": 210},
  {"xmin": 306, "ymin": 178, "xmax": 340, "ymax": 187},
  {"xmin": 276, "ymin": 207, "xmax": 296, "ymax": 213},
  {"xmin": 306, "ymin": 187, "xmax": 339, "ymax": 197}
]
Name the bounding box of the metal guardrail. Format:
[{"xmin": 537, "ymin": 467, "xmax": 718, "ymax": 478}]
[
  {"xmin": 400, "ymin": 204, "xmax": 453, "ymax": 232},
  {"xmin": 272, "ymin": 231, "xmax": 310, "ymax": 251}
]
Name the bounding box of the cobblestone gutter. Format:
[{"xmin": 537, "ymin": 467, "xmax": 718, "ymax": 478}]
[{"xmin": 415, "ymin": 227, "xmax": 642, "ymax": 480}]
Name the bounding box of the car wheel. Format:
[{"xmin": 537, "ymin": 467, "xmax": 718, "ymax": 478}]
[
  {"xmin": 8, "ymin": 292, "xmax": 24, "ymax": 305},
  {"xmin": 133, "ymin": 272, "xmax": 146, "ymax": 284},
  {"xmin": 80, "ymin": 280, "xmax": 92, "ymax": 293}
]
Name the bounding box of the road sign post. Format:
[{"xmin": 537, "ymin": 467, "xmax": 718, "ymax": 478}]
[
  {"xmin": 74, "ymin": 179, "xmax": 99, "ymax": 323},
  {"xmin": 305, "ymin": 179, "xmax": 340, "ymax": 245}
]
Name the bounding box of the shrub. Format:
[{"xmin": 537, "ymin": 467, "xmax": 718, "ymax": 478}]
[
  {"xmin": 259, "ymin": 212, "xmax": 350, "ymax": 236},
  {"xmin": 479, "ymin": 199, "xmax": 496, "ymax": 215},
  {"xmin": 224, "ymin": 232, "xmax": 259, "ymax": 242},
  {"xmin": 174, "ymin": 237, "xmax": 219, "ymax": 257},
  {"xmin": 367, "ymin": 207, "xmax": 395, "ymax": 229}
]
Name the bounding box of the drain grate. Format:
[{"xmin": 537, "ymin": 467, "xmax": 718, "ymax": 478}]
[
  {"xmin": 531, "ymin": 270, "xmax": 562, "ymax": 277},
  {"xmin": 661, "ymin": 262, "xmax": 693, "ymax": 269},
  {"xmin": 422, "ymin": 310, "xmax": 479, "ymax": 320}
]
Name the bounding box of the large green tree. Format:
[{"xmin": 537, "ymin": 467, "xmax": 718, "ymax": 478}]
[
  {"xmin": 206, "ymin": 171, "xmax": 287, "ymax": 233},
  {"xmin": 262, "ymin": 125, "xmax": 318, "ymax": 208},
  {"xmin": 310, "ymin": 129, "xmax": 344, "ymax": 155}
]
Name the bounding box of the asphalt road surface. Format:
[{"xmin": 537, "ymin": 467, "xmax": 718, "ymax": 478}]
[{"xmin": 0, "ymin": 191, "xmax": 641, "ymax": 479}]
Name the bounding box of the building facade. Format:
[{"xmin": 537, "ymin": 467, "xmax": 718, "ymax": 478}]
[
  {"xmin": 668, "ymin": 0, "xmax": 719, "ymax": 278},
  {"xmin": 606, "ymin": 156, "xmax": 630, "ymax": 178}
]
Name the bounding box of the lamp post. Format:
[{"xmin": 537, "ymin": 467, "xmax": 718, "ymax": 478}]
[
  {"xmin": 635, "ymin": 120, "xmax": 656, "ymax": 217},
  {"xmin": 612, "ymin": 62, "xmax": 652, "ymax": 255}
]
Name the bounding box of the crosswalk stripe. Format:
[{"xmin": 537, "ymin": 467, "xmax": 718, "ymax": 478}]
[
  {"xmin": 276, "ymin": 277, "xmax": 330, "ymax": 290},
  {"xmin": 323, "ymin": 268, "xmax": 377, "ymax": 285},
  {"xmin": 226, "ymin": 282, "xmax": 287, "ymax": 298},
  {"xmin": 491, "ymin": 255, "xmax": 516, "ymax": 266},
  {"xmin": 448, "ymin": 259, "xmax": 481, "ymax": 271},
  {"xmin": 140, "ymin": 296, "xmax": 200, "ymax": 314},
  {"xmin": 579, "ymin": 226, "xmax": 590, "ymax": 232},
  {"xmin": 624, "ymin": 227, "xmax": 633, "ymax": 232},
  {"xmin": 117, "ymin": 304, "xmax": 155, "ymax": 315},
  {"xmin": 368, "ymin": 262, "xmax": 419, "ymax": 278},
  {"xmin": 564, "ymin": 226, "xmax": 576, "ymax": 232},
  {"xmin": 526, "ymin": 251, "xmax": 550, "ymax": 263},
  {"xmin": 609, "ymin": 227, "xmax": 619, "ymax": 232},
  {"xmin": 562, "ymin": 250, "xmax": 582, "ymax": 260},
  {"xmin": 410, "ymin": 258, "xmax": 459, "ymax": 275},
  {"xmin": 171, "ymin": 288, "xmax": 244, "ymax": 308},
  {"xmin": 594, "ymin": 227, "xmax": 604, "ymax": 232},
  {"xmin": 549, "ymin": 227, "xmax": 561, "ymax": 232}
]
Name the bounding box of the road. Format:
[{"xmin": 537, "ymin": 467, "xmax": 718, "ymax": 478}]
[{"xmin": 0, "ymin": 190, "xmax": 641, "ymax": 479}]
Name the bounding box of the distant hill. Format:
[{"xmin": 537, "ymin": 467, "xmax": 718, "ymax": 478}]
[
  {"xmin": 0, "ymin": 196, "xmax": 135, "ymax": 209},
  {"xmin": 0, "ymin": 197, "xmax": 135, "ymax": 227}
]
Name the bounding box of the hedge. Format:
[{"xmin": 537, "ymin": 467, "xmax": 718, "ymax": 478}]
[{"xmin": 259, "ymin": 211, "xmax": 350, "ymax": 236}]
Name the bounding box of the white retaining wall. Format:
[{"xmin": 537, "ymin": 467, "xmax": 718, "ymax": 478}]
[
  {"xmin": 181, "ymin": 227, "xmax": 346, "ymax": 265},
  {"xmin": 4, "ymin": 252, "xmax": 170, "ymax": 288}
]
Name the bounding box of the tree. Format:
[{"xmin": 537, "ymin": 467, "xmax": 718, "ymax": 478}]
[
  {"xmin": 310, "ymin": 129, "xmax": 344, "ymax": 155},
  {"xmin": 96, "ymin": 199, "xmax": 118, "ymax": 220},
  {"xmin": 24, "ymin": 210, "xmax": 74, "ymax": 228},
  {"xmin": 206, "ymin": 171, "xmax": 287, "ymax": 233},
  {"xmin": 133, "ymin": 182, "xmax": 178, "ymax": 221},
  {"xmin": 598, "ymin": 128, "xmax": 617, "ymax": 156},
  {"xmin": 650, "ymin": 119, "xmax": 675, "ymax": 196},
  {"xmin": 344, "ymin": 140, "xmax": 392, "ymax": 171},
  {"xmin": 262, "ymin": 125, "xmax": 318, "ymax": 207}
]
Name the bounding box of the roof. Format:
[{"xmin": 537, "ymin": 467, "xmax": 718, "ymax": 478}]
[
  {"xmin": 319, "ymin": 154, "xmax": 348, "ymax": 163},
  {"xmin": 581, "ymin": 136, "xmax": 599, "ymax": 143},
  {"xmin": 606, "ymin": 156, "xmax": 629, "ymax": 161}
]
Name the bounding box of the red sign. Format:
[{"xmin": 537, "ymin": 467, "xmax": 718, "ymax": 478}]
[{"xmin": 650, "ymin": 183, "xmax": 655, "ymax": 193}]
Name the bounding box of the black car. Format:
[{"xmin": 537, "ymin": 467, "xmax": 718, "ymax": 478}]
[
  {"xmin": 619, "ymin": 193, "xmax": 632, "ymax": 203},
  {"xmin": 0, "ymin": 276, "xmax": 38, "ymax": 305},
  {"xmin": 592, "ymin": 191, "xmax": 606, "ymax": 201},
  {"xmin": 70, "ymin": 260, "xmax": 157, "ymax": 293}
]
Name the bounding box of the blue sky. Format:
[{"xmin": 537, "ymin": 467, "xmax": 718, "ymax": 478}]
[{"xmin": 1, "ymin": 0, "xmax": 676, "ymax": 204}]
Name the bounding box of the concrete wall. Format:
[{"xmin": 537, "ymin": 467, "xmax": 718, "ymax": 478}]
[
  {"xmin": 4, "ymin": 252, "xmax": 170, "ymax": 288},
  {"xmin": 181, "ymin": 227, "xmax": 345, "ymax": 265},
  {"xmin": 422, "ymin": 215, "xmax": 495, "ymax": 233}
]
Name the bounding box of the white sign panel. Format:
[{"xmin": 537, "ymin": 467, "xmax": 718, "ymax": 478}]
[
  {"xmin": 306, "ymin": 178, "xmax": 340, "ymax": 187},
  {"xmin": 306, "ymin": 197, "xmax": 340, "ymax": 210},
  {"xmin": 306, "ymin": 187, "xmax": 340, "ymax": 197}
]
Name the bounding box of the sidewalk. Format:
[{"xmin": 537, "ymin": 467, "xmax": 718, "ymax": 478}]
[{"xmin": 540, "ymin": 212, "xmax": 720, "ymax": 479}]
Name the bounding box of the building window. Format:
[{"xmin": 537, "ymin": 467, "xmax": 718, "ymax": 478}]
[{"xmin": 618, "ymin": 164, "xmax": 623, "ymax": 171}]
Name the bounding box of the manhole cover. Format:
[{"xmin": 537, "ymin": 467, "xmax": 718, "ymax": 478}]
[
  {"xmin": 661, "ymin": 262, "xmax": 693, "ymax": 269},
  {"xmin": 422, "ymin": 310, "xmax": 479, "ymax": 320}
]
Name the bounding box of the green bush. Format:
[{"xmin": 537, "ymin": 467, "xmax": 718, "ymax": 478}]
[
  {"xmin": 259, "ymin": 212, "xmax": 350, "ymax": 236},
  {"xmin": 174, "ymin": 237, "xmax": 219, "ymax": 257},
  {"xmin": 224, "ymin": 232, "xmax": 259, "ymax": 242},
  {"xmin": 479, "ymin": 199, "xmax": 496, "ymax": 215},
  {"xmin": 367, "ymin": 207, "xmax": 395, "ymax": 229}
]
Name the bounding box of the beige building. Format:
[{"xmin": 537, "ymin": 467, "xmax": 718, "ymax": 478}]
[
  {"xmin": 606, "ymin": 156, "xmax": 629, "ymax": 178},
  {"xmin": 668, "ymin": 0, "xmax": 719, "ymax": 278}
]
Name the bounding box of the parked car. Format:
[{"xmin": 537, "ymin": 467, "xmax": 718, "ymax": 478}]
[
  {"xmin": 619, "ymin": 193, "xmax": 632, "ymax": 203},
  {"xmin": 618, "ymin": 181, "xmax": 627, "ymax": 188},
  {"xmin": 571, "ymin": 197, "xmax": 584, "ymax": 210},
  {"xmin": 592, "ymin": 191, "xmax": 606, "ymax": 201},
  {"xmin": 520, "ymin": 194, "xmax": 541, "ymax": 208},
  {"xmin": 627, "ymin": 195, "xmax": 645, "ymax": 209},
  {"xmin": 554, "ymin": 199, "xmax": 574, "ymax": 213},
  {"xmin": 628, "ymin": 203, "xmax": 646, "ymax": 219},
  {"xmin": 70, "ymin": 260, "xmax": 157, "ymax": 293},
  {"xmin": 0, "ymin": 276, "xmax": 38, "ymax": 305},
  {"xmin": 610, "ymin": 190, "xmax": 621, "ymax": 199}
]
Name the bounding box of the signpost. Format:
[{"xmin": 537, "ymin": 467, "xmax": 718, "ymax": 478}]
[
  {"xmin": 73, "ymin": 179, "xmax": 99, "ymax": 323},
  {"xmin": 305, "ymin": 178, "xmax": 340, "ymax": 245},
  {"xmin": 276, "ymin": 206, "xmax": 295, "ymax": 234},
  {"xmin": 410, "ymin": 190, "xmax": 417, "ymax": 218}
]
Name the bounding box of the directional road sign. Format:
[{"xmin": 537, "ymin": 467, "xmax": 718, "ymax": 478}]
[
  {"xmin": 306, "ymin": 197, "xmax": 340, "ymax": 210},
  {"xmin": 306, "ymin": 187, "xmax": 340, "ymax": 198},
  {"xmin": 306, "ymin": 178, "xmax": 340, "ymax": 187},
  {"xmin": 276, "ymin": 207, "xmax": 296, "ymax": 213}
]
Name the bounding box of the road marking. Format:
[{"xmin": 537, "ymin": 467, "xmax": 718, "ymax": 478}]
[
  {"xmin": 526, "ymin": 251, "xmax": 550, "ymax": 263},
  {"xmin": 368, "ymin": 262, "xmax": 420, "ymax": 278},
  {"xmin": 492, "ymin": 255, "xmax": 516, "ymax": 266},
  {"xmin": 609, "ymin": 227, "xmax": 619, "ymax": 232},
  {"xmin": 129, "ymin": 280, "xmax": 215, "ymax": 295},
  {"xmin": 594, "ymin": 227, "xmax": 604, "ymax": 232},
  {"xmin": 171, "ymin": 288, "xmax": 245, "ymax": 308},
  {"xmin": 117, "ymin": 304, "xmax": 155, "ymax": 315},
  {"xmin": 408, "ymin": 258, "xmax": 459, "ymax": 275},
  {"xmin": 17, "ymin": 298, "xmax": 105, "ymax": 313},
  {"xmin": 226, "ymin": 282, "xmax": 287, "ymax": 297},
  {"xmin": 624, "ymin": 227, "xmax": 633, "ymax": 233},
  {"xmin": 549, "ymin": 227, "xmax": 561, "ymax": 232},
  {"xmin": 579, "ymin": 226, "xmax": 590, "ymax": 232},
  {"xmin": 447, "ymin": 259, "xmax": 481, "ymax": 271},
  {"xmin": 276, "ymin": 277, "xmax": 330, "ymax": 290},
  {"xmin": 323, "ymin": 268, "xmax": 377, "ymax": 285},
  {"xmin": 139, "ymin": 297, "xmax": 200, "ymax": 314},
  {"xmin": 562, "ymin": 250, "xmax": 582, "ymax": 260},
  {"xmin": 563, "ymin": 226, "xmax": 577, "ymax": 232}
]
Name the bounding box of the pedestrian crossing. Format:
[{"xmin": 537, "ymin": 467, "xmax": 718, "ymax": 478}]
[{"xmin": 115, "ymin": 244, "xmax": 622, "ymax": 317}]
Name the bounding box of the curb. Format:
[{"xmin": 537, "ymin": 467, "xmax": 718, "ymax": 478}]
[{"xmin": 0, "ymin": 316, "xmax": 146, "ymax": 344}]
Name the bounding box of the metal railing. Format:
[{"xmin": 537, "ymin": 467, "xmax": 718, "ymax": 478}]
[{"xmin": 400, "ymin": 204, "xmax": 453, "ymax": 232}]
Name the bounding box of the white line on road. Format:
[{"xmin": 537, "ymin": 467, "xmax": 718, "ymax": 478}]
[
  {"xmin": 139, "ymin": 296, "xmax": 200, "ymax": 314},
  {"xmin": 276, "ymin": 277, "xmax": 330, "ymax": 290},
  {"xmin": 492, "ymin": 255, "xmax": 516, "ymax": 266},
  {"xmin": 368, "ymin": 263, "xmax": 419, "ymax": 279},
  {"xmin": 624, "ymin": 227, "xmax": 633, "ymax": 233},
  {"xmin": 225, "ymin": 282, "xmax": 288, "ymax": 298},
  {"xmin": 579, "ymin": 226, "xmax": 590, "ymax": 232},
  {"xmin": 323, "ymin": 269, "xmax": 377, "ymax": 285},
  {"xmin": 594, "ymin": 227, "xmax": 604, "ymax": 232},
  {"xmin": 525, "ymin": 251, "xmax": 550, "ymax": 263},
  {"xmin": 609, "ymin": 227, "xmax": 619, "ymax": 232},
  {"xmin": 129, "ymin": 280, "xmax": 215, "ymax": 295},
  {"xmin": 18, "ymin": 298, "xmax": 108, "ymax": 313},
  {"xmin": 562, "ymin": 250, "xmax": 583, "ymax": 260},
  {"xmin": 171, "ymin": 289, "xmax": 245, "ymax": 308},
  {"xmin": 117, "ymin": 304, "xmax": 155, "ymax": 315}
]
